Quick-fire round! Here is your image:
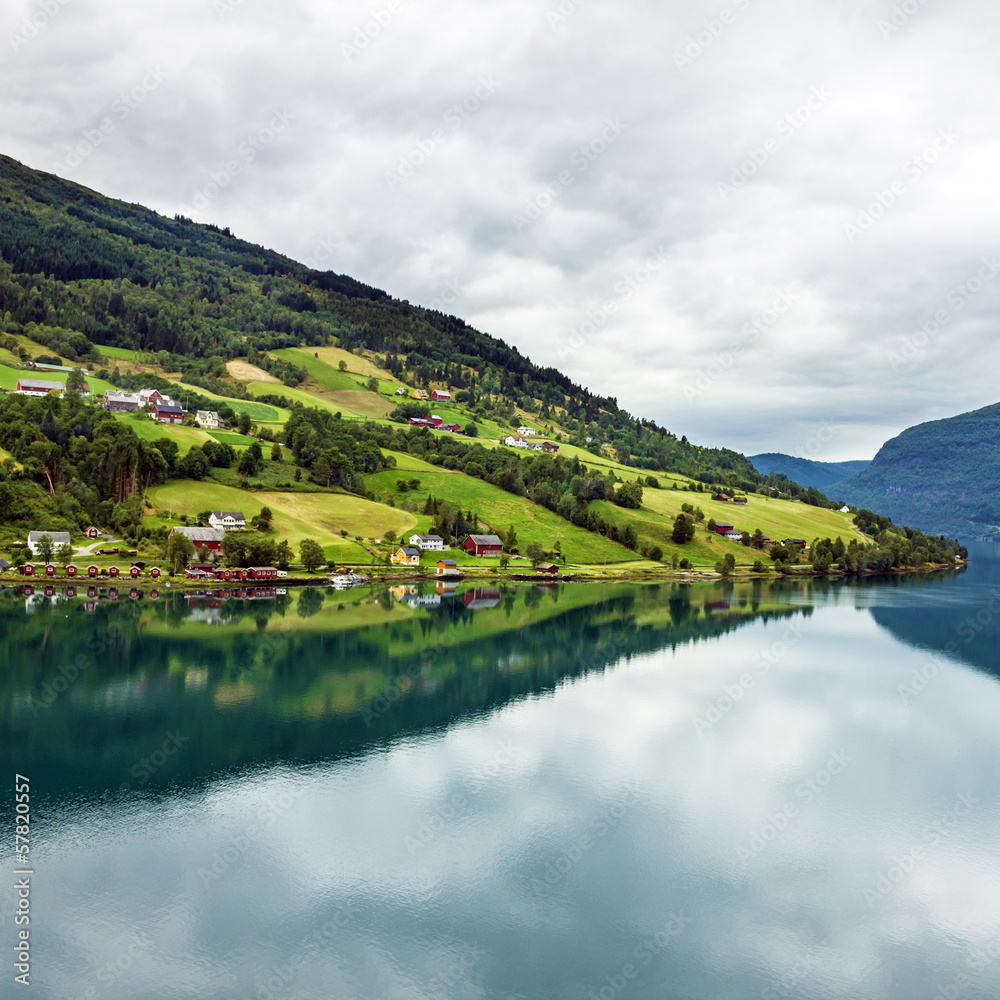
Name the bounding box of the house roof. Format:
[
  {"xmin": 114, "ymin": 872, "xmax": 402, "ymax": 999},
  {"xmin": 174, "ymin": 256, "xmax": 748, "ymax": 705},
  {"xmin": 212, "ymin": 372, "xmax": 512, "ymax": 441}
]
[
  {"xmin": 28, "ymin": 531, "xmax": 71, "ymax": 546},
  {"xmin": 412, "ymin": 534, "xmax": 443, "ymax": 541},
  {"xmin": 467, "ymin": 534, "xmax": 503, "ymax": 546},
  {"xmin": 18, "ymin": 379, "xmax": 64, "ymax": 391},
  {"xmin": 437, "ymin": 559, "xmax": 458, "ymax": 566},
  {"xmin": 171, "ymin": 526, "xmax": 226, "ymax": 542},
  {"xmin": 397, "ymin": 548, "xmax": 421, "ymax": 557},
  {"xmin": 211, "ymin": 511, "xmax": 245, "ymax": 520},
  {"xmin": 156, "ymin": 401, "xmax": 184, "ymax": 413}
]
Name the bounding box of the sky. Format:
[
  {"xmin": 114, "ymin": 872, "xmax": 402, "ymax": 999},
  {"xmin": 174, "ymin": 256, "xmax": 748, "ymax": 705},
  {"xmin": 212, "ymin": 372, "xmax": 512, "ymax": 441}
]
[{"xmin": 3, "ymin": 0, "xmax": 998, "ymax": 461}]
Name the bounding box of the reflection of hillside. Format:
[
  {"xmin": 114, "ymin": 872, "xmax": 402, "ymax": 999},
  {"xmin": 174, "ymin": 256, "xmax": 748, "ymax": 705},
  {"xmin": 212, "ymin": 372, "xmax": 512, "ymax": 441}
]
[{"xmin": 0, "ymin": 582, "xmax": 806, "ymax": 796}]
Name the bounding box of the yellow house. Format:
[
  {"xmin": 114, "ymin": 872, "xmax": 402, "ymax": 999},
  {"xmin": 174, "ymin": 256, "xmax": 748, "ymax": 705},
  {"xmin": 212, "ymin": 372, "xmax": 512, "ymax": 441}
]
[
  {"xmin": 411, "ymin": 389, "xmax": 429, "ymax": 400},
  {"xmin": 392, "ymin": 547, "xmax": 421, "ymax": 565}
]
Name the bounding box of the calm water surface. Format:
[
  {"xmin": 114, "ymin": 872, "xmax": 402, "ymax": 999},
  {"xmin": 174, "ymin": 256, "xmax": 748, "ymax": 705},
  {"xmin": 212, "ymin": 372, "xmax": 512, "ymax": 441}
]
[{"xmin": 3, "ymin": 541, "xmax": 1000, "ymax": 999}]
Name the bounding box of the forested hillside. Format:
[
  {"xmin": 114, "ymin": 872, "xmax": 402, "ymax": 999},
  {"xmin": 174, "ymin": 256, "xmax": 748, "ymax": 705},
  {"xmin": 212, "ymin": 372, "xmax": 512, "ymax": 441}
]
[
  {"xmin": 750, "ymin": 454, "xmax": 870, "ymax": 491},
  {"xmin": 831, "ymin": 401, "xmax": 1000, "ymax": 538}
]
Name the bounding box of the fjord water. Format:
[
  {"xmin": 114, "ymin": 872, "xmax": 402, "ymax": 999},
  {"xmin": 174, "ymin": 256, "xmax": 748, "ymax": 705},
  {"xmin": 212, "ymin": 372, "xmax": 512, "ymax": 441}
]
[{"xmin": 3, "ymin": 544, "xmax": 1000, "ymax": 1000}]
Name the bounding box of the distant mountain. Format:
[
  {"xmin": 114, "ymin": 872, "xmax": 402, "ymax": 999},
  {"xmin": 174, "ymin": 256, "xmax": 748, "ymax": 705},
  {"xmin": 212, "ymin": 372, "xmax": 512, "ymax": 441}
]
[
  {"xmin": 749, "ymin": 454, "xmax": 870, "ymax": 491},
  {"xmin": 829, "ymin": 401, "xmax": 1000, "ymax": 538}
]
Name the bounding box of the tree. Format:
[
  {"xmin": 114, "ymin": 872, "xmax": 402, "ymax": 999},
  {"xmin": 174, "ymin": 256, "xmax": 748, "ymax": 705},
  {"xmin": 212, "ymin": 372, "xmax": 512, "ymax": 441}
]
[
  {"xmin": 275, "ymin": 540, "xmax": 292, "ymax": 570},
  {"xmin": 167, "ymin": 532, "xmax": 195, "ymax": 573},
  {"xmin": 338, "ymin": 360, "xmax": 347, "ymax": 372},
  {"xmin": 237, "ymin": 412, "xmax": 252, "ymax": 435},
  {"xmin": 55, "ymin": 541, "xmax": 73, "ymax": 567},
  {"xmin": 299, "ymin": 538, "xmax": 325, "ymax": 572},
  {"xmin": 65, "ymin": 368, "xmax": 88, "ymax": 395},
  {"xmin": 271, "ymin": 442, "xmax": 282, "ymax": 462},
  {"xmin": 525, "ymin": 541, "xmax": 544, "ymax": 566},
  {"xmin": 253, "ymin": 506, "xmax": 273, "ymax": 530},
  {"xmin": 237, "ymin": 448, "xmax": 260, "ymax": 478},
  {"xmin": 671, "ymin": 514, "xmax": 695, "ymax": 545},
  {"xmin": 384, "ymin": 528, "xmax": 397, "ymax": 544},
  {"xmin": 504, "ymin": 524, "xmax": 518, "ymax": 552},
  {"xmin": 647, "ymin": 545, "xmax": 663, "ymax": 563},
  {"xmin": 34, "ymin": 533, "xmax": 54, "ymax": 562},
  {"xmin": 715, "ymin": 553, "xmax": 736, "ymax": 576}
]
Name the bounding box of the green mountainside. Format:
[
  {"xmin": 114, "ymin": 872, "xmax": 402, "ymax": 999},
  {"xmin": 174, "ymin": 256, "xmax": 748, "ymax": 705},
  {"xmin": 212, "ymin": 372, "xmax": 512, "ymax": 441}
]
[
  {"xmin": 750, "ymin": 454, "xmax": 870, "ymax": 491},
  {"xmin": 0, "ymin": 153, "xmax": 966, "ymax": 574},
  {"xmin": 830, "ymin": 402, "xmax": 1000, "ymax": 539}
]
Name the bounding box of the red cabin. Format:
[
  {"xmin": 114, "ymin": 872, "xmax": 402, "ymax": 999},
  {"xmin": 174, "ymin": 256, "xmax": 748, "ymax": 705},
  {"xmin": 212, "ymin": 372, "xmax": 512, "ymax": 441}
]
[
  {"xmin": 87, "ymin": 565, "xmax": 99, "ymax": 577},
  {"xmin": 150, "ymin": 567, "xmax": 161, "ymax": 579},
  {"xmin": 44, "ymin": 564, "xmax": 57, "ymax": 577},
  {"xmin": 22, "ymin": 564, "xmax": 35, "ymax": 577},
  {"xmin": 66, "ymin": 564, "xmax": 78, "ymax": 577},
  {"xmin": 129, "ymin": 566, "xmax": 141, "ymax": 578},
  {"xmin": 108, "ymin": 566, "xmax": 120, "ymax": 578},
  {"xmin": 85, "ymin": 527, "xmax": 101, "ymax": 539}
]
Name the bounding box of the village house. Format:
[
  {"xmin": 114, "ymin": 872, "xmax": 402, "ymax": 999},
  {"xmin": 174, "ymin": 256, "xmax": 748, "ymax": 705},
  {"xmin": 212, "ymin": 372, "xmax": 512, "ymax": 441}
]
[
  {"xmin": 152, "ymin": 399, "xmax": 184, "ymax": 423},
  {"xmin": 733, "ymin": 496, "xmax": 748, "ymax": 505},
  {"xmin": 394, "ymin": 387, "xmax": 408, "ymax": 396},
  {"xmin": 712, "ymin": 523, "xmax": 735, "ymax": 536},
  {"xmin": 721, "ymin": 529, "xmax": 744, "ymax": 541},
  {"xmin": 536, "ymin": 563, "xmax": 560, "ymax": 575},
  {"xmin": 27, "ymin": 531, "xmax": 71, "ymax": 554},
  {"xmin": 411, "ymin": 389, "xmax": 429, "ymax": 400},
  {"xmin": 436, "ymin": 559, "xmax": 462, "ymax": 578},
  {"xmin": 442, "ymin": 423, "xmax": 461, "ymax": 433},
  {"xmin": 17, "ymin": 378, "xmax": 89, "ymax": 398},
  {"xmin": 504, "ymin": 435, "xmax": 528, "ymax": 449},
  {"xmin": 517, "ymin": 426, "xmax": 536, "ymax": 436},
  {"xmin": 196, "ymin": 410, "xmax": 223, "ymax": 429},
  {"xmin": 392, "ymin": 547, "xmax": 421, "ymax": 566},
  {"xmin": 409, "ymin": 534, "xmax": 445, "ymax": 551},
  {"xmin": 541, "ymin": 441, "xmax": 560, "ymax": 453},
  {"xmin": 463, "ymin": 534, "xmax": 503, "ymax": 558},
  {"xmin": 431, "ymin": 389, "xmax": 452, "ymax": 402},
  {"xmin": 208, "ymin": 511, "xmax": 247, "ymax": 531},
  {"xmin": 784, "ymin": 539, "xmax": 808, "ymax": 550},
  {"xmin": 430, "ymin": 415, "xmax": 444, "ymax": 428},
  {"xmin": 170, "ymin": 526, "xmax": 226, "ymax": 550},
  {"xmin": 103, "ymin": 390, "xmax": 141, "ymax": 412},
  {"xmin": 138, "ymin": 389, "xmax": 163, "ymax": 405}
]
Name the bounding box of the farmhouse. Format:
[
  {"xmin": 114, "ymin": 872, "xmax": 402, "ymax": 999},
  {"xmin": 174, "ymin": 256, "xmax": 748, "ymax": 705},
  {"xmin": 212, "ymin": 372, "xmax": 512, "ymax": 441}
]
[
  {"xmin": 430, "ymin": 415, "xmax": 443, "ymax": 428},
  {"xmin": 463, "ymin": 534, "xmax": 503, "ymax": 558},
  {"xmin": 504, "ymin": 435, "xmax": 528, "ymax": 449},
  {"xmin": 138, "ymin": 389, "xmax": 163, "ymax": 405},
  {"xmin": 411, "ymin": 389, "xmax": 429, "ymax": 400},
  {"xmin": 16, "ymin": 379, "xmax": 66, "ymax": 397},
  {"xmin": 196, "ymin": 410, "xmax": 223, "ymax": 429},
  {"xmin": 436, "ymin": 559, "xmax": 462, "ymax": 578},
  {"xmin": 541, "ymin": 442, "xmax": 560, "ymax": 453},
  {"xmin": 536, "ymin": 563, "xmax": 560, "ymax": 575},
  {"xmin": 103, "ymin": 391, "xmax": 141, "ymax": 412},
  {"xmin": 208, "ymin": 511, "xmax": 247, "ymax": 531},
  {"xmin": 712, "ymin": 523, "xmax": 735, "ymax": 535},
  {"xmin": 170, "ymin": 526, "xmax": 226, "ymax": 550},
  {"xmin": 394, "ymin": 387, "xmax": 408, "ymax": 396},
  {"xmin": 713, "ymin": 493, "xmax": 730, "ymax": 502},
  {"xmin": 442, "ymin": 423, "xmax": 461, "ymax": 433},
  {"xmin": 27, "ymin": 531, "xmax": 71, "ymax": 554},
  {"xmin": 431, "ymin": 389, "xmax": 452, "ymax": 402},
  {"xmin": 517, "ymin": 426, "xmax": 536, "ymax": 436},
  {"xmin": 409, "ymin": 534, "xmax": 445, "ymax": 551},
  {"xmin": 392, "ymin": 547, "xmax": 421, "ymax": 565},
  {"xmin": 784, "ymin": 539, "xmax": 808, "ymax": 550},
  {"xmin": 153, "ymin": 400, "xmax": 184, "ymax": 423},
  {"xmin": 722, "ymin": 529, "xmax": 744, "ymax": 541}
]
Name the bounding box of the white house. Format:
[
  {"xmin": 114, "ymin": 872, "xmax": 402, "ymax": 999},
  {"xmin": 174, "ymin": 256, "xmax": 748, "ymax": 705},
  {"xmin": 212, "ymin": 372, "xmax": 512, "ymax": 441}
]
[
  {"xmin": 208, "ymin": 511, "xmax": 247, "ymax": 531},
  {"xmin": 138, "ymin": 389, "xmax": 163, "ymax": 405},
  {"xmin": 27, "ymin": 531, "xmax": 71, "ymax": 554},
  {"xmin": 722, "ymin": 529, "xmax": 744, "ymax": 541},
  {"xmin": 504, "ymin": 435, "xmax": 529, "ymax": 449},
  {"xmin": 196, "ymin": 410, "xmax": 223, "ymax": 429},
  {"xmin": 409, "ymin": 534, "xmax": 445, "ymax": 551},
  {"xmin": 103, "ymin": 391, "xmax": 142, "ymax": 412},
  {"xmin": 517, "ymin": 426, "xmax": 536, "ymax": 436},
  {"xmin": 840, "ymin": 506, "xmax": 851, "ymax": 513},
  {"xmin": 16, "ymin": 378, "xmax": 89, "ymax": 399}
]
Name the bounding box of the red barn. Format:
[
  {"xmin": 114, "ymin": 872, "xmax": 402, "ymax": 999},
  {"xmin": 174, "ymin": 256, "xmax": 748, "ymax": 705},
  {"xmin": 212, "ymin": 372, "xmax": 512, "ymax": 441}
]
[
  {"xmin": 87, "ymin": 565, "xmax": 99, "ymax": 578},
  {"xmin": 463, "ymin": 534, "xmax": 503, "ymax": 558},
  {"xmin": 248, "ymin": 567, "xmax": 279, "ymax": 580},
  {"xmin": 108, "ymin": 565, "xmax": 120, "ymax": 578},
  {"xmin": 431, "ymin": 389, "xmax": 452, "ymax": 401},
  {"xmin": 66, "ymin": 564, "xmax": 78, "ymax": 577}
]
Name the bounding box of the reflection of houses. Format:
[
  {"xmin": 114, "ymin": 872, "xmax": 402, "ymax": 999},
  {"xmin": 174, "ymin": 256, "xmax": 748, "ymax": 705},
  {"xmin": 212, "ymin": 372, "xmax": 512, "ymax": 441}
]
[
  {"xmin": 436, "ymin": 579, "xmax": 459, "ymax": 596},
  {"xmin": 392, "ymin": 547, "xmax": 421, "ymax": 565},
  {"xmin": 461, "ymin": 587, "xmax": 501, "ymax": 610},
  {"xmin": 390, "ymin": 585, "xmax": 418, "ymax": 600}
]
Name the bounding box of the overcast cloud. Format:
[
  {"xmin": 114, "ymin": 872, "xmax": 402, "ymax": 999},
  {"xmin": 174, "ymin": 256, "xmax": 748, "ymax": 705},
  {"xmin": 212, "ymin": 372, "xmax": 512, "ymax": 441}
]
[{"xmin": 3, "ymin": 0, "xmax": 998, "ymax": 460}]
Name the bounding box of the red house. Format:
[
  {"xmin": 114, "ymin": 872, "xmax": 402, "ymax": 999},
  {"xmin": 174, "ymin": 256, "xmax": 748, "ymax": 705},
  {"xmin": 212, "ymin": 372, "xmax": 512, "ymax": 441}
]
[
  {"xmin": 463, "ymin": 534, "xmax": 503, "ymax": 558},
  {"xmin": 66, "ymin": 564, "xmax": 78, "ymax": 577},
  {"xmin": 713, "ymin": 523, "xmax": 735, "ymax": 535},
  {"xmin": 248, "ymin": 567, "xmax": 279, "ymax": 580},
  {"xmin": 44, "ymin": 564, "xmax": 57, "ymax": 577},
  {"xmin": 129, "ymin": 566, "xmax": 141, "ymax": 578},
  {"xmin": 108, "ymin": 565, "xmax": 120, "ymax": 578},
  {"xmin": 150, "ymin": 567, "xmax": 162, "ymax": 579},
  {"xmin": 21, "ymin": 564, "xmax": 35, "ymax": 576},
  {"xmin": 431, "ymin": 389, "xmax": 452, "ymax": 402},
  {"xmin": 430, "ymin": 415, "xmax": 443, "ymax": 428},
  {"xmin": 85, "ymin": 527, "xmax": 101, "ymax": 539},
  {"xmin": 87, "ymin": 565, "xmax": 99, "ymax": 578}
]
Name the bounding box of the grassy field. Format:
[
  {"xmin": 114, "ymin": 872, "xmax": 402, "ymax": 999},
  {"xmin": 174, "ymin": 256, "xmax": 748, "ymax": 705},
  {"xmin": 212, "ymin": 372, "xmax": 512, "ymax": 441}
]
[
  {"xmin": 365, "ymin": 466, "xmax": 641, "ymax": 565},
  {"xmin": 96, "ymin": 345, "xmax": 145, "ymax": 360},
  {"xmin": 143, "ymin": 480, "xmax": 416, "ymax": 562},
  {"xmin": 171, "ymin": 382, "xmax": 284, "ymax": 424},
  {"xmin": 112, "ymin": 412, "xmax": 216, "ymax": 454}
]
